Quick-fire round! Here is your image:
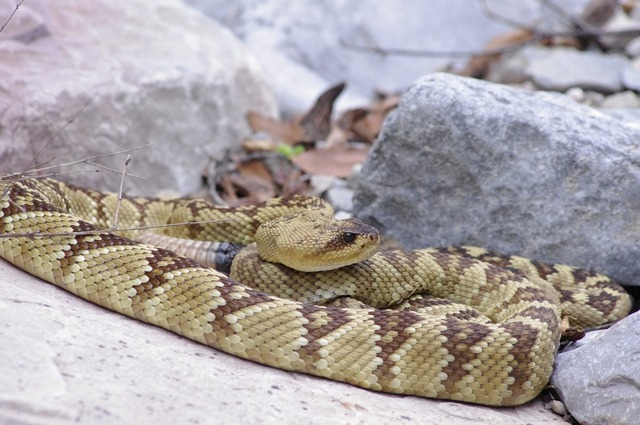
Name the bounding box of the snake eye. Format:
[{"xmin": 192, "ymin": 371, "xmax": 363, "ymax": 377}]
[{"xmin": 342, "ymin": 232, "xmax": 356, "ymax": 244}]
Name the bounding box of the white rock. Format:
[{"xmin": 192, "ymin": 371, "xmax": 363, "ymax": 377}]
[
  {"xmin": 0, "ymin": 259, "xmax": 563, "ymax": 424},
  {"xmin": 622, "ymin": 57, "xmax": 640, "ymax": 91},
  {"xmin": 527, "ymin": 47, "xmax": 629, "ymax": 93},
  {"xmin": 185, "ymin": 0, "xmax": 576, "ymax": 115},
  {"xmin": 599, "ymin": 8, "xmax": 640, "ymax": 50},
  {"xmin": 551, "ymin": 312, "xmax": 640, "ymax": 425},
  {"xmin": 326, "ymin": 184, "xmax": 354, "ymax": 213},
  {"xmin": 309, "ymin": 174, "xmax": 336, "ymax": 195},
  {"xmin": 0, "ymin": 0, "xmax": 277, "ymax": 196},
  {"xmin": 624, "ymin": 36, "xmax": 640, "ymax": 57},
  {"xmin": 600, "ymin": 90, "xmax": 640, "ymax": 108},
  {"xmin": 565, "ymin": 87, "xmax": 585, "ymax": 102},
  {"xmin": 487, "ymin": 46, "xmax": 549, "ymax": 85}
]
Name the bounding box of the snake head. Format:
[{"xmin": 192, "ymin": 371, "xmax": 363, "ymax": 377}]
[{"xmin": 254, "ymin": 211, "xmax": 380, "ymax": 272}]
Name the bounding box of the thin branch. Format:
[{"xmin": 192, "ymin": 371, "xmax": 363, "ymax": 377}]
[
  {"xmin": 82, "ymin": 159, "xmax": 145, "ymax": 179},
  {"xmin": 341, "ymin": 0, "xmax": 640, "ymax": 59},
  {"xmin": 341, "ymin": 24, "xmax": 640, "ymax": 59},
  {"xmin": 28, "ymin": 99, "xmax": 93, "ymax": 170},
  {"xmin": 537, "ymin": 0, "xmax": 595, "ymax": 32},
  {"xmin": 478, "ymin": 0, "xmax": 539, "ymax": 31},
  {"xmin": 111, "ymin": 155, "xmax": 131, "ymax": 230},
  {"xmin": 0, "ymin": 0, "xmax": 24, "ymax": 35},
  {"xmin": 1, "ymin": 144, "xmax": 152, "ymax": 179},
  {"xmin": 339, "ymin": 36, "xmax": 543, "ymax": 58}
]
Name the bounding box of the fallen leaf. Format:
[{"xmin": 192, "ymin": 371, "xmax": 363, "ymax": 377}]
[
  {"xmin": 247, "ymin": 83, "xmax": 346, "ymax": 145},
  {"xmin": 582, "ymin": 0, "xmax": 617, "ymax": 27},
  {"xmin": 247, "ymin": 111, "xmax": 305, "ymax": 145},
  {"xmin": 332, "ymin": 94, "xmax": 400, "ymax": 145},
  {"xmin": 291, "ymin": 145, "xmax": 369, "ymax": 178},
  {"xmin": 299, "ymin": 82, "xmax": 346, "ymax": 141}
]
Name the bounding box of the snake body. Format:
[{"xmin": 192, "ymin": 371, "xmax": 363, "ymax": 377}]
[{"xmin": 0, "ymin": 178, "xmax": 632, "ymax": 406}]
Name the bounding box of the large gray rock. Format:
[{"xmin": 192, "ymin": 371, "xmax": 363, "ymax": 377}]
[
  {"xmin": 551, "ymin": 312, "xmax": 640, "ymax": 425},
  {"xmin": 0, "ymin": 0, "xmax": 277, "ymax": 196},
  {"xmin": 354, "ymin": 73, "xmax": 640, "ymax": 286},
  {"xmin": 0, "ymin": 259, "xmax": 563, "ymax": 425}
]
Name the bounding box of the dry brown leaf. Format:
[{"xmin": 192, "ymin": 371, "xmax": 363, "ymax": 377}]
[
  {"xmin": 332, "ymin": 95, "xmax": 400, "ymax": 145},
  {"xmin": 324, "ymin": 126, "xmax": 351, "ymax": 147},
  {"xmin": 291, "ymin": 146, "xmax": 370, "ymax": 178},
  {"xmin": 299, "ymin": 82, "xmax": 345, "ymax": 141},
  {"xmin": 350, "ymin": 95, "xmax": 400, "ymax": 143},
  {"xmin": 247, "ymin": 83, "xmax": 346, "ymax": 146},
  {"xmin": 214, "ymin": 158, "xmax": 278, "ymax": 205},
  {"xmin": 231, "ymin": 159, "xmax": 276, "ymax": 202},
  {"xmin": 247, "ymin": 111, "xmax": 305, "ymax": 145},
  {"xmin": 582, "ymin": 0, "xmax": 617, "ymax": 27}
]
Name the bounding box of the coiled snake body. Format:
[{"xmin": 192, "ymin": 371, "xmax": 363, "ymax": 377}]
[{"xmin": 0, "ymin": 178, "xmax": 632, "ymax": 406}]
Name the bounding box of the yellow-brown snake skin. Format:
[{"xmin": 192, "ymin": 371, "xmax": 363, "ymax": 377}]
[{"xmin": 0, "ymin": 178, "xmax": 632, "ymax": 406}]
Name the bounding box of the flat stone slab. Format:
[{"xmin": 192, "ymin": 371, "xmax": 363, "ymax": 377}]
[{"xmin": 1, "ymin": 259, "xmax": 564, "ymax": 425}]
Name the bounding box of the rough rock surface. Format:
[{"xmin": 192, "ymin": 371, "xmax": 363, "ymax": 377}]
[
  {"xmin": 0, "ymin": 0, "xmax": 276, "ymax": 196},
  {"xmin": 354, "ymin": 73, "xmax": 640, "ymax": 286},
  {"xmin": 551, "ymin": 312, "xmax": 640, "ymax": 425},
  {"xmin": 0, "ymin": 260, "xmax": 567, "ymax": 425}
]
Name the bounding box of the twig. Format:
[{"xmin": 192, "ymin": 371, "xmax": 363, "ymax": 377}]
[
  {"xmin": 0, "ymin": 0, "xmax": 24, "ymax": 35},
  {"xmin": 28, "ymin": 99, "xmax": 93, "ymax": 170},
  {"xmin": 341, "ymin": 25, "xmax": 640, "ymax": 59},
  {"xmin": 1, "ymin": 144, "xmax": 151, "ymax": 179},
  {"xmin": 537, "ymin": 0, "xmax": 595, "ymax": 32},
  {"xmin": 111, "ymin": 155, "xmax": 131, "ymax": 230},
  {"xmin": 341, "ymin": 0, "xmax": 640, "ymax": 59},
  {"xmin": 478, "ymin": 0, "xmax": 539, "ymax": 31},
  {"xmin": 82, "ymin": 159, "xmax": 145, "ymax": 179},
  {"xmin": 339, "ymin": 36, "xmax": 544, "ymax": 58}
]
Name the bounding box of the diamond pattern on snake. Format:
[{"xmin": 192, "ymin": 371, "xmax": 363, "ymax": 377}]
[{"xmin": 0, "ymin": 178, "xmax": 632, "ymax": 406}]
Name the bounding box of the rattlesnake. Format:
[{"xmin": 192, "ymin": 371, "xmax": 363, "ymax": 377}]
[{"xmin": 0, "ymin": 178, "xmax": 632, "ymax": 406}]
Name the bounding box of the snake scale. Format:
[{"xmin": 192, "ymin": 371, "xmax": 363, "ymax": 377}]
[{"xmin": 0, "ymin": 178, "xmax": 632, "ymax": 406}]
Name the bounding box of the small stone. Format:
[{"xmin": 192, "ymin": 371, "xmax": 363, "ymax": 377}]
[
  {"xmin": 600, "ymin": 91, "xmax": 640, "ymax": 108},
  {"xmin": 621, "ymin": 58, "xmax": 640, "ymax": 91},
  {"xmin": 309, "ymin": 175, "xmax": 337, "ymax": 195},
  {"xmin": 326, "ymin": 185, "xmax": 354, "ymax": 214},
  {"xmin": 347, "ymin": 163, "xmax": 363, "ymax": 190},
  {"xmin": 544, "ymin": 400, "xmax": 567, "ymax": 416},
  {"xmin": 564, "ymin": 87, "xmax": 606, "ymax": 107},
  {"xmin": 625, "ymin": 36, "xmax": 640, "ymax": 57},
  {"xmin": 565, "ymin": 87, "xmax": 585, "ymax": 103}
]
